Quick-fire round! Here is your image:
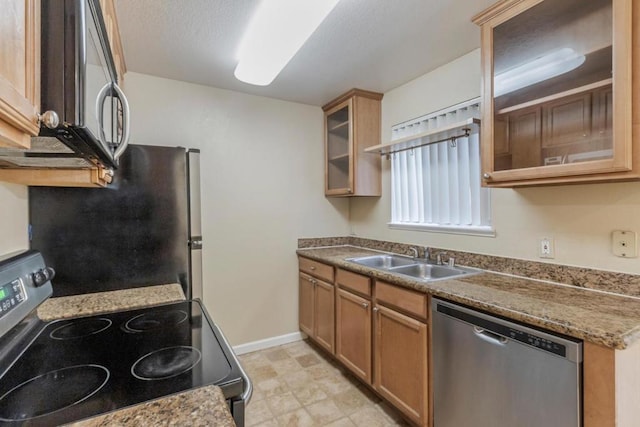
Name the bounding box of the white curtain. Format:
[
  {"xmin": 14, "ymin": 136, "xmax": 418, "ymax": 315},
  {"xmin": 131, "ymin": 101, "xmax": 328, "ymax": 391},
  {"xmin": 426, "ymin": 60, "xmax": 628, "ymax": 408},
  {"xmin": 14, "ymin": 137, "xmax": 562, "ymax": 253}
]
[{"xmin": 391, "ymin": 103, "xmax": 490, "ymax": 228}]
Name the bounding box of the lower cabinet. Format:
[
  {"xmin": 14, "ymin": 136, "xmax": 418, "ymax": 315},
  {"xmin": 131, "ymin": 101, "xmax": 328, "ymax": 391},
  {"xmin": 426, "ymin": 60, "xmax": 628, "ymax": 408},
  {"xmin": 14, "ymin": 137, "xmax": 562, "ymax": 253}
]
[
  {"xmin": 299, "ymin": 262, "xmax": 430, "ymax": 426},
  {"xmin": 374, "ymin": 304, "xmax": 429, "ymax": 426},
  {"xmin": 336, "ymin": 288, "xmax": 372, "ymax": 383},
  {"xmin": 298, "ymin": 270, "xmax": 335, "ymax": 354}
]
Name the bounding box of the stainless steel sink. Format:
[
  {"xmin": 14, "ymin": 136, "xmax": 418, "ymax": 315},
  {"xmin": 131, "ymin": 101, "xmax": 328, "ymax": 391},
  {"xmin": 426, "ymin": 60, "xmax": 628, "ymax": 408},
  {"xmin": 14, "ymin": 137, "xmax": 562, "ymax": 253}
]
[
  {"xmin": 346, "ymin": 254, "xmax": 417, "ymax": 269},
  {"xmin": 346, "ymin": 254, "xmax": 481, "ymax": 282},
  {"xmin": 388, "ymin": 263, "xmax": 478, "ymax": 281}
]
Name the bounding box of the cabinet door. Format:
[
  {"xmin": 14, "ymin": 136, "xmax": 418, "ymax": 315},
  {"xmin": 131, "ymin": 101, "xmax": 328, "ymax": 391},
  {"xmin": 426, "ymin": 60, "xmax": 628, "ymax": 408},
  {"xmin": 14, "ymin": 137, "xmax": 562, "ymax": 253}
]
[
  {"xmin": 298, "ymin": 273, "xmax": 315, "ymax": 337},
  {"xmin": 325, "ymin": 99, "xmax": 353, "ymax": 196},
  {"xmin": 314, "ymin": 279, "xmax": 335, "ymax": 354},
  {"xmin": 0, "ymin": 0, "xmax": 40, "ymax": 148},
  {"xmin": 336, "ymin": 289, "xmax": 372, "ymax": 383},
  {"xmin": 374, "ymin": 305, "xmax": 428, "ymax": 426},
  {"xmin": 509, "ymin": 106, "xmax": 541, "ymax": 169},
  {"xmin": 542, "ymin": 92, "xmax": 592, "ymax": 148},
  {"xmin": 476, "ymin": 0, "xmax": 634, "ymax": 186}
]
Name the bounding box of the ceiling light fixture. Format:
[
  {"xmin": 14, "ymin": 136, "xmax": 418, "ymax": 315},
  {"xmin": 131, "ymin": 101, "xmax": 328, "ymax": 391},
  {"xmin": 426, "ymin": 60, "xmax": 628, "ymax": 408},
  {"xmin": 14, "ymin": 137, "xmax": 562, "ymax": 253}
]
[
  {"xmin": 234, "ymin": 0, "xmax": 341, "ymax": 86},
  {"xmin": 494, "ymin": 47, "xmax": 586, "ymax": 97}
]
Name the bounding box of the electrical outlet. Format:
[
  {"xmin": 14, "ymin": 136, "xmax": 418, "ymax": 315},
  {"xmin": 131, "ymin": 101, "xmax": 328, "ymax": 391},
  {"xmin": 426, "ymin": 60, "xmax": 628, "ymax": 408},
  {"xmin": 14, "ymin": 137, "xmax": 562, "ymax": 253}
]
[
  {"xmin": 612, "ymin": 230, "xmax": 638, "ymax": 258},
  {"xmin": 539, "ymin": 237, "xmax": 555, "ymax": 259}
]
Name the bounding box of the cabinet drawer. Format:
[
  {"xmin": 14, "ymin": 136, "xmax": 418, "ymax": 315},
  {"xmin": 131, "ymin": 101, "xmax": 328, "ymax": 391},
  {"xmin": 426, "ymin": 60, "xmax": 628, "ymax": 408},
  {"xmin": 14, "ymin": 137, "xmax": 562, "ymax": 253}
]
[
  {"xmin": 336, "ymin": 268, "xmax": 371, "ymax": 297},
  {"xmin": 375, "ymin": 281, "xmax": 428, "ymax": 320},
  {"xmin": 298, "ymin": 257, "xmax": 334, "ymax": 282}
]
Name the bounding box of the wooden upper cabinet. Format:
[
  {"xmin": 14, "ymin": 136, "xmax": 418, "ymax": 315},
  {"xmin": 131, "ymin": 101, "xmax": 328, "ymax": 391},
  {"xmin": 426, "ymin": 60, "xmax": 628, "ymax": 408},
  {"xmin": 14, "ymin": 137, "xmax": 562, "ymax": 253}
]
[
  {"xmin": 323, "ymin": 89, "xmax": 383, "ymax": 197},
  {"xmin": 99, "ymin": 0, "xmax": 127, "ymax": 83},
  {"xmin": 0, "ymin": 0, "xmax": 40, "ymax": 149},
  {"xmin": 474, "ymin": 0, "xmax": 638, "ymax": 186}
]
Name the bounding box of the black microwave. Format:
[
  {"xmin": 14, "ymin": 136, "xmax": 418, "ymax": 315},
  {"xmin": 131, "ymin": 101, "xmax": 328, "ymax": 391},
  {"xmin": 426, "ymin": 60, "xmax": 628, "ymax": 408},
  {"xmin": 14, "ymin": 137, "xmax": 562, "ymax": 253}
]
[{"xmin": 3, "ymin": 0, "xmax": 130, "ymax": 170}]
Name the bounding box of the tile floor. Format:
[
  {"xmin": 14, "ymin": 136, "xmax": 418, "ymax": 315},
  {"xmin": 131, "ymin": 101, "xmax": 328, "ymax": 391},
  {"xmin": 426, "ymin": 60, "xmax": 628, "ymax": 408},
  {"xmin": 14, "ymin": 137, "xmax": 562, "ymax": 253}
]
[{"xmin": 239, "ymin": 340, "xmax": 409, "ymax": 427}]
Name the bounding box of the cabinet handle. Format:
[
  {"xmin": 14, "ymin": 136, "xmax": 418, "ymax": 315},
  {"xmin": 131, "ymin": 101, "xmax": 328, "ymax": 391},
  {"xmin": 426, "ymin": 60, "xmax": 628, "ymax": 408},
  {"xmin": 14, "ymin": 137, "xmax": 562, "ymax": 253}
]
[
  {"xmin": 362, "ymin": 302, "xmax": 369, "ymax": 309},
  {"xmin": 482, "ymin": 172, "xmax": 491, "ymax": 180},
  {"xmin": 38, "ymin": 110, "xmax": 60, "ymax": 129}
]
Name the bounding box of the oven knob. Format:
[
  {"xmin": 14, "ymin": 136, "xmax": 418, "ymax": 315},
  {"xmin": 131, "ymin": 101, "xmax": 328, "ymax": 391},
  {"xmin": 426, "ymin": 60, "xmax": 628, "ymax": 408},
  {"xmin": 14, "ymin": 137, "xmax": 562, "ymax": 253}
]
[{"xmin": 32, "ymin": 267, "xmax": 55, "ymax": 287}]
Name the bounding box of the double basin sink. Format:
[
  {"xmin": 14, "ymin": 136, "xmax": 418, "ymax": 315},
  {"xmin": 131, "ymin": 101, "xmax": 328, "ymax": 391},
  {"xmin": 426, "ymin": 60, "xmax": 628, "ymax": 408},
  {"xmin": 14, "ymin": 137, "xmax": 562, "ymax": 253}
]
[{"xmin": 346, "ymin": 254, "xmax": 481, "ymax": 282}]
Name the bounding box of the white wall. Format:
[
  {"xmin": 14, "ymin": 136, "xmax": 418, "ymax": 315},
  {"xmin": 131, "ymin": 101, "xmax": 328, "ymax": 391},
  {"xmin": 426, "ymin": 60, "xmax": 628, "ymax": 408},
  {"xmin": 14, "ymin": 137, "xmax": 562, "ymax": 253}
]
[
  {"xmin": 123, "ymin": 72, "xmax": 350, "ymax": 345},
  {"xmin": 0, "ymin": 183, "xmax": 29, "ymax": 255},
  {"xmin": 351, "ymin": 49, "xmax": 640, "ymax": 275}
]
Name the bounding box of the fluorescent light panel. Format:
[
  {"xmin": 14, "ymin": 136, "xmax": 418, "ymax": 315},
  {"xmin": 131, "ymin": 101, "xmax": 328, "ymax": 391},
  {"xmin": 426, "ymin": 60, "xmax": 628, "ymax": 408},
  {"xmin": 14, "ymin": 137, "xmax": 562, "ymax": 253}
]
[
  {"xmin": 234, "ymin": 0, "xmax": 341, "ymax": 86},
  {"xmin": 494, "ymin": 48, "xmax": 586, "ymax": 96}
]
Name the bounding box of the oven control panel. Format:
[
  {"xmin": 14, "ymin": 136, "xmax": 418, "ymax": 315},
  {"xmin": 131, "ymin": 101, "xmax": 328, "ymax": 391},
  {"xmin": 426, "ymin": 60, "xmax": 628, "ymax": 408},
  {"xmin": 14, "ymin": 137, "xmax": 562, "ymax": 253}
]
[
  {"xmin": 0, "ymin": 250, "xmax": 53, "ymax": 339},
  {"xmin": 0, "ymin": 279, "xmax": 27, "ymax": 318}
]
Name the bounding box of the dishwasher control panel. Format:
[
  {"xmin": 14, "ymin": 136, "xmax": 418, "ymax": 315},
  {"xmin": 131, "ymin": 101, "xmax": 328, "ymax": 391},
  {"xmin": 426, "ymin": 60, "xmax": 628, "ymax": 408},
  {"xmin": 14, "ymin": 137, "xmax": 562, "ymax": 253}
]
[{"xmin": 436, "ymin": 303, "xmax": 568, "ymax": 357}]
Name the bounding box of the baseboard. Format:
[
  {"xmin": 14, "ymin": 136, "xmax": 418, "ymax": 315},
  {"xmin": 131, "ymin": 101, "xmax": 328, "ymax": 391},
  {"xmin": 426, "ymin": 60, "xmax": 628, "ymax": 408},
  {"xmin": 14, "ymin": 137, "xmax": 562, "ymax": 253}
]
[{"xmin": 233, "ymin": 331, "xmax": 306, "ymax": 355}]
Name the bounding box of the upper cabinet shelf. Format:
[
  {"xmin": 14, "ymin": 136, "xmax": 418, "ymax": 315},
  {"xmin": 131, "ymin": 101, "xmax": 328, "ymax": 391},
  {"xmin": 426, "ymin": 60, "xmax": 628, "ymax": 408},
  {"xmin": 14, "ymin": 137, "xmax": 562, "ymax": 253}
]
[
  {"xmin": 323, "ymin": 89, "xmax": 383, "ymax": 197},
  {"xmin": 473, "ymin": 0, "xmax": 638, "ymax": 187}
]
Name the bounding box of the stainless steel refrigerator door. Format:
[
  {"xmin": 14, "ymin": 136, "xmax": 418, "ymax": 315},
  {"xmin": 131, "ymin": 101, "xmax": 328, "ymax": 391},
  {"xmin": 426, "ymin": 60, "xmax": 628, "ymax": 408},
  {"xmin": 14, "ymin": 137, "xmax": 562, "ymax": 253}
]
[
  {"xmin": 432, "ymin": 299, "xmax": 581, "ymax": 427},
  {"xmin": 188, "ymin": 149, "xmax": 203, "ymax": 301}
]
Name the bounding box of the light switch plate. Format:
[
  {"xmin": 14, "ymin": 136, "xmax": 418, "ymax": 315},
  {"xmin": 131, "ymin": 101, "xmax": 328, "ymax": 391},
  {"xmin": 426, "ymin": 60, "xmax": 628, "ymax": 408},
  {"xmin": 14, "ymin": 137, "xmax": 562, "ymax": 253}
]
[{"xmin": 612, "ymin": 230, "xmax": 638, "ymax": 258}]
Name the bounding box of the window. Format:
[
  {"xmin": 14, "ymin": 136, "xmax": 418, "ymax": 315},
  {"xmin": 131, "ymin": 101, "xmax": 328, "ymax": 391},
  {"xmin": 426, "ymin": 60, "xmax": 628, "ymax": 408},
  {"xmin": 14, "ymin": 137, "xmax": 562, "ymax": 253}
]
[{"xmin": 388, "ymin": 99, "xmax": 493, "ymax": 236}]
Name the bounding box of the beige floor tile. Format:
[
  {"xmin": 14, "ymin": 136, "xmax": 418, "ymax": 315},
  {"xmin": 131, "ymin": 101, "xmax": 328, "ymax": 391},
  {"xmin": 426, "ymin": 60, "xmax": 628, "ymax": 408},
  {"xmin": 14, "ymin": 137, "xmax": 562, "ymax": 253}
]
[
  {"xmin": 257, "ymin": 377, "xmax": 290, "ymax": 398},
  {"xmin": 291, "ymin": 382, "xmax": 328, "ymax": 406},
  {"xmin": 295, "ymin": 353, "xmax": 322, "ymax": 368},
  {"xmin": 265, "ymin": 391, "xmax": 302, "ymax": 416},
  {"xmin": 306, "ymin": 398, "xmax": 345, "ymax": 425},
  {"xmin": 331, "ymin": 387, "xmax": 372, "ymax": 415},
  {"xmin": 276, "ymin": 408, "xmax": 315, "ymax": 427},
  {"xmin": 349, "ymin": 406, "xmax": 395, "ymax": 427},
  {"xmin": 281, "ymin": 369, "xmax": 311, "ymax": 389},
  {"xmin": 242, "ymin": 340, "xmax": 405, "ymax": 427},
  {"xmin": 272, "ymin": 358, "xmax": 302, "ymax": 375},
  {"xmin": 324, "ymin": 417, "xmax": 357, "ymax": 427},
  {"xmin": 264, "ymin": 348, "xmax": 291, "ymax": 362},
  {"xmin": 315, "ymin": 374, "xmax": 355, "ymax": 396},
  {"xmin": 282, "ymin": 341, "xmax": 315, "ymax": 357},
  {"xmin": 251, "ymin": 365, "xmax": 279, "ymax": 382},
  {"xmin": 245, "ymin": 399, "xmax": 273, "ymax": 427}
]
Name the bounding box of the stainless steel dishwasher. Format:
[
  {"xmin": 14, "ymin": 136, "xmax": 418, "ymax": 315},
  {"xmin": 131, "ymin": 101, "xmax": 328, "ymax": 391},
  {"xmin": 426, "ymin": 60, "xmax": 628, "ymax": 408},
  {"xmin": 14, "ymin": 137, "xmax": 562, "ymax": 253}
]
[{"xmin": 432, "ymin": 298, "xmax": 582, "ymax": 427}]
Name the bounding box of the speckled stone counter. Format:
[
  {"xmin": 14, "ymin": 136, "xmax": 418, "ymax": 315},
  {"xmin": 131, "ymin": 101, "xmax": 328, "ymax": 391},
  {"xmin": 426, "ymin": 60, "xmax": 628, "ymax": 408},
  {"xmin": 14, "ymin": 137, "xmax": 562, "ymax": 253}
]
[
  {"xmin": 37, "ymin": 283, "xmax": 186, "ymax": 321},
  {"xmin": 297, "ymin": 246, "xmax": 640, "ymax": 350},
  {"xmin": 65, "ymin": 385, "xmax": 235, "ymax": 427}
]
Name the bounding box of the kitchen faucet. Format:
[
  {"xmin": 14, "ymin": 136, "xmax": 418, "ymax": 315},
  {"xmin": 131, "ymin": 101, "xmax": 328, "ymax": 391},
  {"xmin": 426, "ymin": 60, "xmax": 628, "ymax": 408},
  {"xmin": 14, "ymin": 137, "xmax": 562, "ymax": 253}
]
[
  {"xmin": 409, "ymin": 247, "xmax": 419, "ymax": 259},
  {"xmin": 424, "ymin": 247, "xmax": 432, "ymax": 261},
  {"xmin": 436, "ymin": 251, "xmax": 456, "ymax": 267}
]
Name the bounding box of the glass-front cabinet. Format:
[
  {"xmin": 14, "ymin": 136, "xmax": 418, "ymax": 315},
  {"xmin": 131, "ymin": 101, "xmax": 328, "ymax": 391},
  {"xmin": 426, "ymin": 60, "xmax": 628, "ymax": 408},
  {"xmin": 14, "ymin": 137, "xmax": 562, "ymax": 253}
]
[
  {"xmin": 323, "ymin": 89, "xmax": 383, "ymax": 196},
  {"xmin": 473, "ymin": 0, "xmax": 636, "ymax": 186}
]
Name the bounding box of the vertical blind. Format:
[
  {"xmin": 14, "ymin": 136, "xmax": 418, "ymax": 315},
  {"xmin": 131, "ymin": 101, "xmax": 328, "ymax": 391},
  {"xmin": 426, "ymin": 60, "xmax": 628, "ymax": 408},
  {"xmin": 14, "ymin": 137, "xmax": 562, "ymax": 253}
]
[{"xmin": 390, "ymin": 99, "xmax": 491, "ymax": 231}]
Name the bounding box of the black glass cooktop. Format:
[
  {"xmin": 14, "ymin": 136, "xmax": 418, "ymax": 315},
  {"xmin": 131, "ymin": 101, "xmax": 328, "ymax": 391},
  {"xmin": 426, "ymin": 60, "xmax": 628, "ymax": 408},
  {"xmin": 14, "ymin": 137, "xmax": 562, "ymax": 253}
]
[{"xmin": 0, "ymin": 300, "xmax": 243, "ymax": 426}]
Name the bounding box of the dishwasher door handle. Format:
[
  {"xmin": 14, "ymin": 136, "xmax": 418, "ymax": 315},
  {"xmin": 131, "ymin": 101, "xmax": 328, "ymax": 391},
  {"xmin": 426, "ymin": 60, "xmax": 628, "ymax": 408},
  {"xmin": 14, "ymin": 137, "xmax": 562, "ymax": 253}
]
[{"xmin": 473, "ymin": 326, "xmax": 508, "ymax": 345}]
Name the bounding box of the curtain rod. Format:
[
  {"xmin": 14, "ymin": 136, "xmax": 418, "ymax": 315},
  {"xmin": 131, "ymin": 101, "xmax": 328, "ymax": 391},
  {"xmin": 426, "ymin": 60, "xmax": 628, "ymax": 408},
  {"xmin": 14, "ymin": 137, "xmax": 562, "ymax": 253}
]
[{"xmin": 381, "ymin": 128, "xmax": 471, "ymax": 159}]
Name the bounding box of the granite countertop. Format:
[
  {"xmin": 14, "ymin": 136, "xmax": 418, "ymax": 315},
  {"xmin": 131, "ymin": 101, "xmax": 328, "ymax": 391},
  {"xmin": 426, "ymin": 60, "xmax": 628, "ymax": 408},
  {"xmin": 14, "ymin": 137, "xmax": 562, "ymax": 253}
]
[
  {"xmin": 65, "ymin": 385, "xmax": 235, "ymax": 427},
  {"xmin": 37, "ymin": 283, "xmax": 186, "ymax": 321},
  {"xmin": 297, "ymin": 246, "xmax": 640, "ymax": 350},
  {"xmin": 37, "ymin": 285, "xmax": 236, "ymax": 426}
]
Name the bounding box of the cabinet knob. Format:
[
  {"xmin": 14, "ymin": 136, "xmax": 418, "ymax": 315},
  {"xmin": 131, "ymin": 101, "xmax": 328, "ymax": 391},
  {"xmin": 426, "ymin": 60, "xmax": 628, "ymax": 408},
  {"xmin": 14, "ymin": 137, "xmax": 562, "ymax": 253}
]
[
  {"xmin": 362, "ymin": 302, "xmax": 369, "ymax": 309},
  {"xmin": 38, "ymin": 110, "xmax": 60, "ymax": 129},
  {"xmin": 310, "ymin": 266, "xmax": 316, "ymax": 270},
  {"xmin": 373, "ymin": 307, "xmax": 379, "ymax": 313},
  {"xmin": 347, "ymin": 188, "xmax": 352, "ymax": 194},
  {"xmin": 482, "ymin": 172, "xmax": 491, "ymax": 180}
]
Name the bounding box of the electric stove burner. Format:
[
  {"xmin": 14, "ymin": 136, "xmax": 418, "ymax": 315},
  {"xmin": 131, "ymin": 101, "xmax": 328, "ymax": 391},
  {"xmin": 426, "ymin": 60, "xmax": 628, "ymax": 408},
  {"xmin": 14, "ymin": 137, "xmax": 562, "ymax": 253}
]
[
  {"xmin": 123, "ymin": 309, "xmax": 188, "ymax": 333},
  {"xmin": 50, "ymin": 318, "xmax": 112, "ymax": 340},
  {"xmin": 0, "ymin": 365, "xmax": 109, "ymax": 421},
  {"xmin": 131, "ymin": 346, "xmax": 202, "ymax": 380}
]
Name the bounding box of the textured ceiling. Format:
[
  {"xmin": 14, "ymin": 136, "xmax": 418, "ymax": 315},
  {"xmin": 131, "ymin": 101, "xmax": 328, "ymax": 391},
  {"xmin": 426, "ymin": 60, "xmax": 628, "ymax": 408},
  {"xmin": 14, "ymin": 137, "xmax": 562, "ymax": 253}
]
[{"xmin": 114, "ymin": 0, "xmax": 496, "ymax": 106}]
